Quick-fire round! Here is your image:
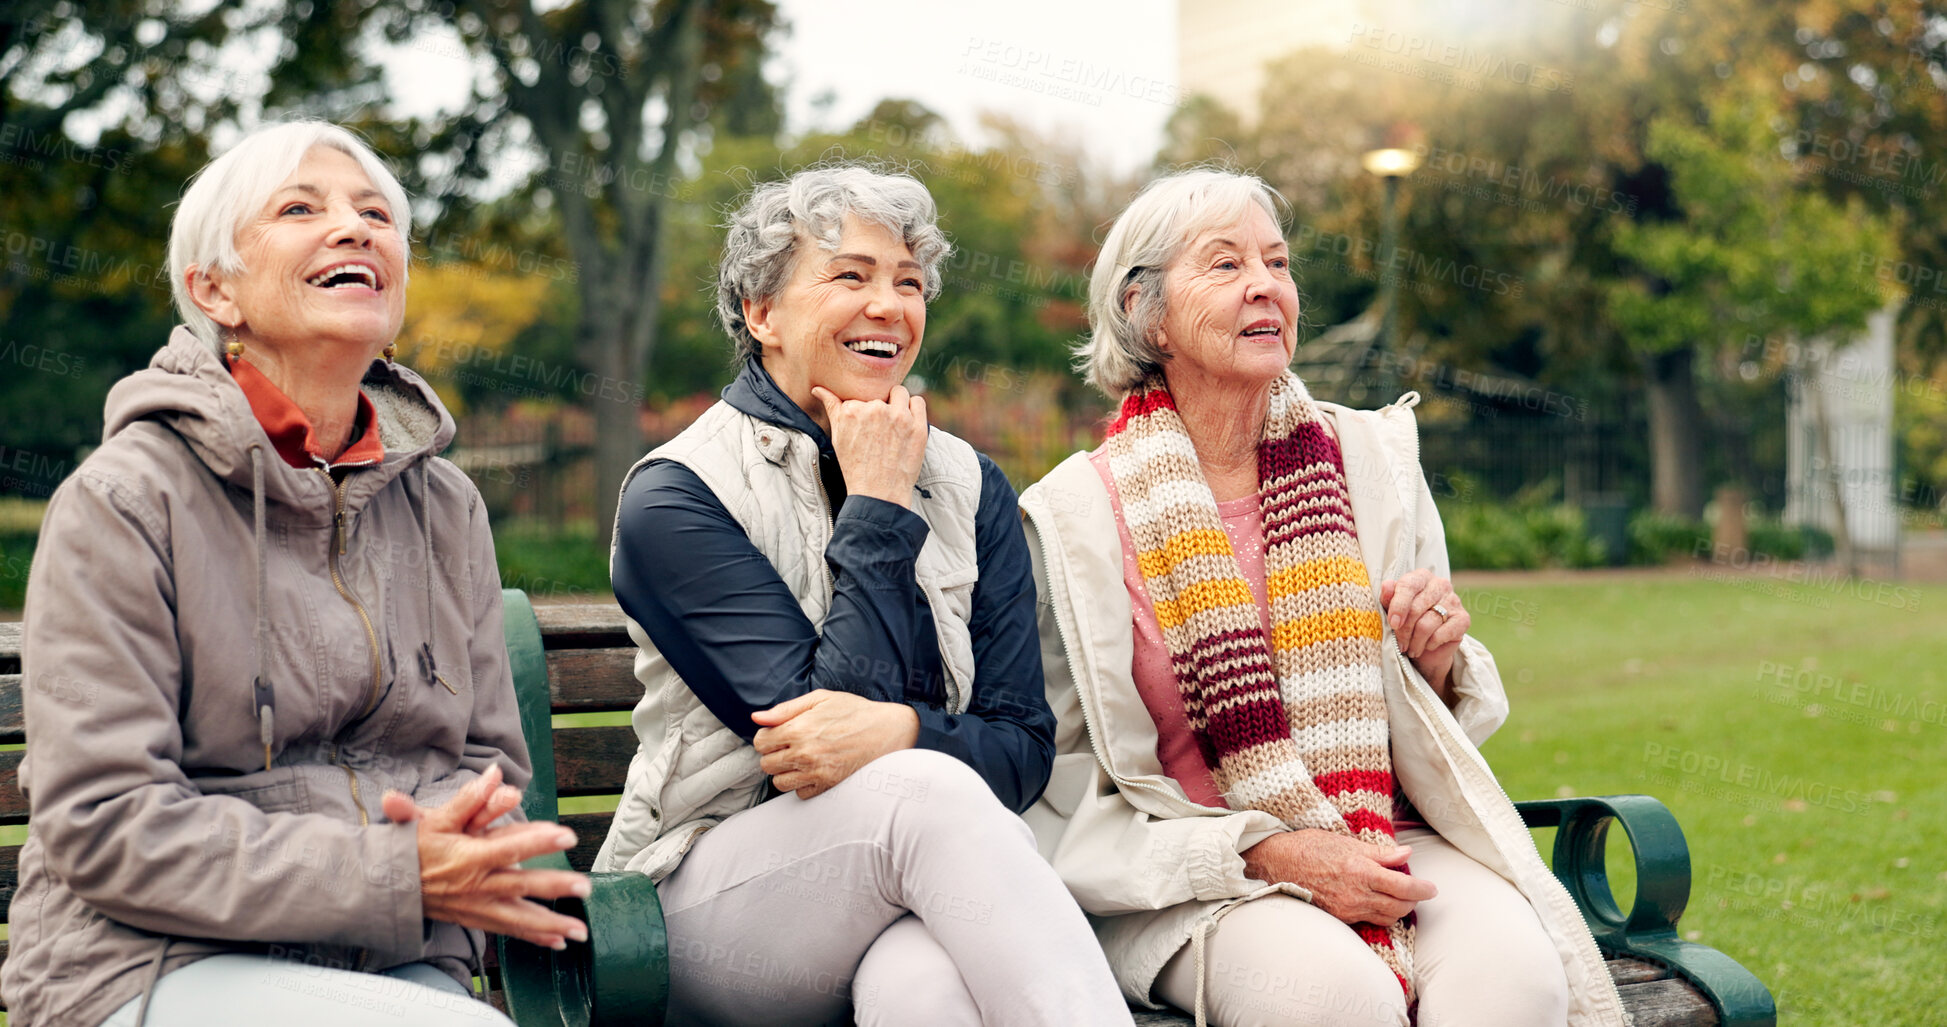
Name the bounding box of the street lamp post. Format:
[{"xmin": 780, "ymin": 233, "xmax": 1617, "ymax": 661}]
[{"xmin": 1360, "ymin": 147, "xmax": 1422, "ymax": 393}]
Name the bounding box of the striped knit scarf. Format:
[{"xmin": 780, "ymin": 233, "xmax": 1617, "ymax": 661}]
[{"xmin": 1104, "ymin": 372, "xmax": 1415, "ymax": 1002}]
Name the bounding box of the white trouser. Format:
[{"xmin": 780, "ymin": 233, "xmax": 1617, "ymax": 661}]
[
  {"xmin": 100, "ymin": 954, "xmax": 508, "ymax": 1027},
  {"xmin": 1155, "ymin": 826, "xmax": 1571, "ymax": 1027},
  {"xmin": 656, "ymin": 748, "xmax": 1133, "ymax": 1026}
]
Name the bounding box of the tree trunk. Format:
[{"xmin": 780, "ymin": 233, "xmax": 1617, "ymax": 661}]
[{"xmin": 1646, "ymin": 345, "xmax": 1706, "ymax": 519}]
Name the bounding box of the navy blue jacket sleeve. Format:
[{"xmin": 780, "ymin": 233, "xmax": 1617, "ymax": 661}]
[
  {"xmin": 908, "ymin": 456, "xmax": 1056, "ymax": 811},
  {"xmin": 613, "ymin": 460, "xmax": 929, "ymax": 726},
  {"xmin": 609, "ymin": 457, "xmax": 1055, "ymax": 811}
]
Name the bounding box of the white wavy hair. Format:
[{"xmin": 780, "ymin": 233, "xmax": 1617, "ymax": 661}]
[
  {"xmin": 716, "ymin": 163, "xmax": 951, "ymax": 361},
  {"xmin": 168, "ymin": 120, "xmax": 413, "ymax": 356},
  {"xmin": 1077, "ymin": 168, "xmax": 1287, "ymax": 397}
]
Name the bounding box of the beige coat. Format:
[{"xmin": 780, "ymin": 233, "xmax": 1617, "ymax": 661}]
[{"xmin": 1018, "ymin": 394, "xmax": 1628, "ymax": 1026}]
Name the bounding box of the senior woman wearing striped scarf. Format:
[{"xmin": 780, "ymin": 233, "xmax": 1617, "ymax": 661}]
[{"xmin": 1019, "ymin": 169, "xmax": 1628, "ymax": 1026}]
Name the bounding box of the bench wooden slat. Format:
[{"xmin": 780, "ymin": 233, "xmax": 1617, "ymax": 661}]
[
  {"xmin": 533, "ymin": 604, "xmax": 632, "ymax": 649},
  {"xmin": 1615, "ymin": 977, "xmax": 1720, "ymax": 1026},
  {"xmin": 561, "ymin": 811, "xmax": 615, "ymax": 873},
  {"xmin": 1608, "ymin": 956, "xmax": 1676, "ymax": 985},
  {"xmin": 546, "ymin": 649, "xmax": 642, "ymax": 711},
  {"xmin": 2, "ymin": 842, "xmax": 18, "ymax": 909},
  {"xmin": 1, "ymin": 672, "xmax": 22, "ymax": 744},
  {"xmin": 0, "ymin": 621, "xmax": 19, "ymax": 672},
  {"xmin": 552, "ymin": 725, "xmax": 636, "ymax": 797},
  {"xmin": 0, "ymin": 749, "xmax": 24, "ymax": 825}
]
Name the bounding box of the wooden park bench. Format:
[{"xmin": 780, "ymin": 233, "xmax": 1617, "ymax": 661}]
[{"xmin": 0, "ymin": 595, "xmax": 1776, "ymax": 1026}]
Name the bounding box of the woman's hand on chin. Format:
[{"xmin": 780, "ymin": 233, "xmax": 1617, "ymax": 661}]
[
  {"xmin": 382, "ymin": 764, "xmax": 592, "ymax": 950},
  {"xmin": 752, "ymin": 689, "xmax": 922, "ymax": 800},
  {"xmin": 812, "ymin": 384, "xmax": 928, "ymax": 508},
  {"xmin": 1241, "ymin": 828, "xmax": 1437, "ymax": 927}
]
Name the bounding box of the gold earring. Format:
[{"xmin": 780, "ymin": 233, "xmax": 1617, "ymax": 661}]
[
  {"xmin": 225, "ymin": 328, "xmax": 243, "ymax": 360},
  {"xmin": 383, "ymin": 342, "xmax": 397, "ymax": 362}
]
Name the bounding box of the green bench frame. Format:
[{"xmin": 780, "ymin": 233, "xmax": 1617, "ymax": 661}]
[{"xmin": 0, "ymin": 597, "xmax": 1774, "ymax": 1026}]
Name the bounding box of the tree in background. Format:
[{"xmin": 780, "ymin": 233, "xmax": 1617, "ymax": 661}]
[
  {"xmin": 1607, "ymin": 94, "xmax": 1897, "ymax": 517},
  {"xmin": 357, "ymin": 0, "xmax": 783, "ymax": 533},
  {"xmin": 0, "ymin": 1, "xmax": 245, "ymax": 478}
]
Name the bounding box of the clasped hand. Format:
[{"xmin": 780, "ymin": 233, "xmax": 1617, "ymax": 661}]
[
  {"xmin": 1242, "ymin": 828, "xmax": 1437, "ymax": 927},
  {"xmin": 752, "ymin": 689, "xmax": 920, "ymax": 800},
  {"xmin": 381, "ymin": 763, "xmax": 590, "ymax": 950}
]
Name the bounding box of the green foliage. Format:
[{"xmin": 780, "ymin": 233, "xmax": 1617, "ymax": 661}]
[
  {"xmin": 1627, "ymin": 509, "xmax": 1834, "ymax": 565},
  {"xmin": 491, "ymin": 520, "xmax": 613, "ymax": 598},
  {"xmin": 1608, "ymin": 93, "xmax": 1898, "ymax": 360},
  {"xmin": 0, "ymin": 533, "xmax": 34, "ymax": 611},
  {"xmin": 1628, "ymin": 511, "xmax": 1710, "ymax": 565},
  {"xmin": 1438, "ymin": 496, "xmax": 1607, "ymax": 571}
]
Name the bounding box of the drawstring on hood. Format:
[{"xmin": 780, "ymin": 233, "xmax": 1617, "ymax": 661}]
[{"xmin": 418, "ymin": 462, "xmax": 454, "ymax": 695}]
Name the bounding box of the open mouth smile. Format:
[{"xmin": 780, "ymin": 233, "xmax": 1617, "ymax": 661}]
[
  {"xmin": 306, "ymin": 262, "xmax": 381, "ymax": 291},
  {"xmin": 841, "ymin": 337, "xmax": 902, "ymax": 359}
]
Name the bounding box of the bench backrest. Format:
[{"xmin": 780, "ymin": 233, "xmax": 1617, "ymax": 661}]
[{"xmin": 502, "ymin": 591, "xmax": 640, "ymax": 871}]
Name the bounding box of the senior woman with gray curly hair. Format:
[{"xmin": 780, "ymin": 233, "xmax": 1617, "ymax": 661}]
[
  {"xmin": 595, "ymin": 163, "xmax": 1129, "ymax": 1026},
  {"xmin": 2, "ymin": 120, "xmax": 588, "ymax": 1027},
  {"xmin": 1018, "ymin": 169, "xmax": 1628, "ymax": 1026}
]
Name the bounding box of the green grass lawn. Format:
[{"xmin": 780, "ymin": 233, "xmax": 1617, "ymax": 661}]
[{"xmin": 1464, "ymin": 575, "xmax": 1946, "ymax": 1027}]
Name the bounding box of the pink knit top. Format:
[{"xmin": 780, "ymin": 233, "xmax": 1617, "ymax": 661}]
[{"xmin": 1088, "ymin": 448, "xmax": 1267, "ymax": 809}]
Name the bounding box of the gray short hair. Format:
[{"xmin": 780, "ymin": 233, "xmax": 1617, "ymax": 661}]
[
  {"xmin": 1078, "ymin": 169, "xmax": 1286, "ymax": 397},
  {"xmin": 716, "ymin": 164, "xmax": 951, "ymax": 361},
  {"xmin": 168, "ymin": 120, "xmax": 413, "ymax": 357}
]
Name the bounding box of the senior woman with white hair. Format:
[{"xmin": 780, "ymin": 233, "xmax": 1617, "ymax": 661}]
[
  {"xmin": 1019, "ymin": 168, "xmax": 1629, "ymax": 1027},
  {"xmin": 596, "ymin": 163, "xmax": 1129, "ymax": 1026},
  {"xmin": 2, "ymin": 120, "xmax": 588, "ymax": 1027}
]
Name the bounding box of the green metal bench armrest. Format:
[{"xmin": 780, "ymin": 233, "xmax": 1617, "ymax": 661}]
[
  {"xmin": 500, "ymin": 589, "xmax": 670, "ymax": 1026},
  {"xmin": 1517, "ymin": 795, "xmax": 1775, "ymax": 1027},
  {"xmin": 497, "ymin": 856, "xmax": 670, "ymax": 1027}
]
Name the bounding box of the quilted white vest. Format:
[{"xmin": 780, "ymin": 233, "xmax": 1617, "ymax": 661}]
[{"xmin": 594, "ymin": 400, "xmax": 984, "ymax": 879}]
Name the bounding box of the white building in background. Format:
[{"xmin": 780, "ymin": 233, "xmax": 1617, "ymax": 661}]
[
  {"xmin": 1785, "ymin": 307, "xmax": 1900, "ymax": 553},
  {"xmin": 1176, "ymin": 1, "xmax": 1361, "ymax": 121}
]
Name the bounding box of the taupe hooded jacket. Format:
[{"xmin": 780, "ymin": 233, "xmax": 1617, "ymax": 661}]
[{"xmin": 2, "ymin": 328, "xmax": 528, "ymax": 1027}]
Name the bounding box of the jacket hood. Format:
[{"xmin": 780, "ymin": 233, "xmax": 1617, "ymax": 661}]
[
  {"xmin": 103, "ymin": 326, "xmax": 457, "ymax": 517},
  {"xmin": 723, "ymin": 357, "xmax": 836, "ymax": 457}
]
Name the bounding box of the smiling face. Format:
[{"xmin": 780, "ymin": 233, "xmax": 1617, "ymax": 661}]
[
  {"xmin": 1154, "ymin": 203, "xmax": 1299, "ymax": 392},
  {"xmin": 190, "ymin": 145, "xmax": 407, "ymax": 367},
  {"xmin": 744, "ymin": 215, "xmax": 927, "ymax": 431}
]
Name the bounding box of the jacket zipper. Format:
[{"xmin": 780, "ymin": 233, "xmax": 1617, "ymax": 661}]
[
  {"xmin": 1029, "ymin": 496, "xmax": 1185, "ymax": 810},
  {"xmin": 326, "ymin": 741, "xmax": 370, "ymax": 827},
  {"xmin": 1382, "ymin": 405, "xmax": 1618, "ymax": 1016},
  {"xmin": 318, "ymin": 469, "xmax": 384, "ymax": 719}
]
